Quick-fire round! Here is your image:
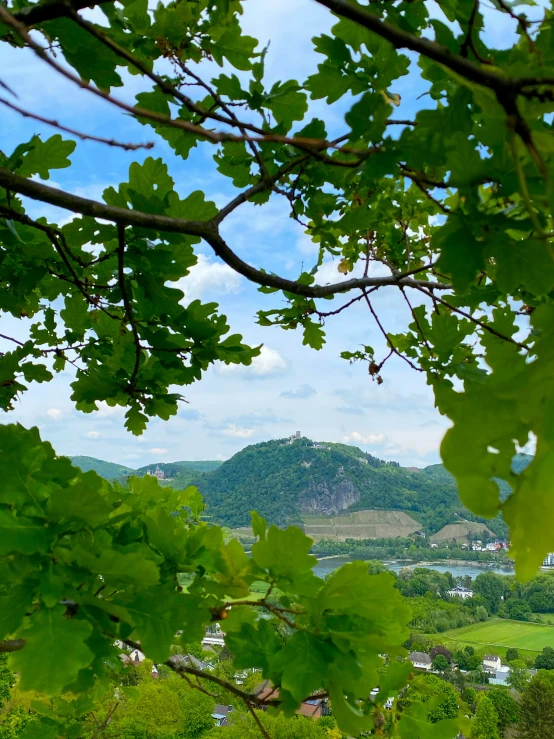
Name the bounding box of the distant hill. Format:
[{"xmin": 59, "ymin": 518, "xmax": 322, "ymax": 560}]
[
  {"xmin": 70, "ymin": 456, "xmax": 221, "ymax": 480},
  {"xmin": 135, "ymin": 461, "xmax": 221, "ymax": 477},
  {"xmin": 193, "ymin": 437, "xmax": 510, "ymax": 536},
  {"xmin": 71, "ymin": 442, "xmax": 531, "ymax": 538},
  {"xmin": 69, "ymin": 456, "xmax": 136, "ymax": 480}
]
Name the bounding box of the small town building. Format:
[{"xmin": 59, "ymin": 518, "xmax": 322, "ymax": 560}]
[
  {"xmin": 255, "ymin": 681, "xmax": 330, "ymax": 717},
  {"xmin": 483, "ymin": 655, "xmax": 502, "ymax": 673},
  {"xmin": 212, "ymin": 704, "xmax": 233, "ymax": 727},
  {"xmin": 447, "ymin": 586, "xmax": 473, "ymax": 599},
  {"xmin": 408, "ymin": 651, "xmax": 432, "ymax": 671},
  {"xmin": 543, "ymin": 553, "xmax": 554, "ymax": 566},
  {"xmin": 489, "ymin": 666, "xmax": 511, "ymax": 686}
]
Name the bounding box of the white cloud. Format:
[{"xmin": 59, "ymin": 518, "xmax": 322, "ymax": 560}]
[
  {"xmin": 343, "ymin": 431, "xmax": 386, "ymax": 445},
  {"xmin": 95, "ymin": 401, "xmax": 125, "ymax": 418},
  {"xmin": 251, "ymin": 347, "xmax": 287, "ymax": 376},
  {"xmin": 85, "ymin": 431, "xmax": 101, "ymax": 439},
  {"xmin": 149, "ymin": 447, "xmax": 168, "ymax": 455},
  {"xmin": 174, "ymin": 254, "xmax": 242, "ymax": 304},
  {"xmin": 47, "ymin": 408, "xmax": 63, "ymax": 421},
  {"xmin": 221, "ymin": 425, "xmax": 254, "ymax": 438},
  {"xmin": 297, "ymin": 233, "xmax": 320, "ymax": 256},
  {"xmin": 218, "ymin": 346, "xmax": 287, "ymax": 378}
]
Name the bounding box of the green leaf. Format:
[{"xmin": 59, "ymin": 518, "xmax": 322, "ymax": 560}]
[
  {"xmin": 210, "ymin": 24, "xmax": 257, "ymax": 71},
  {"xmin": 0, "ymin": 508, "xmax": 52, "ymax": 555},
  {"xmin": 303, "ymin": 320, "xmax": 326, "ymax": 349},
  {"xmin": 11, "ymin": 135, "xmax": 76, "ymax": 179},
  {"xmin": 11, "ymin": 606, "xmax": 94, "ymax": 694},
  {"xmin": 270, "ymin": 632, "xmax": 330, "ymax": 702},
  {"xmin": 265, "ymin": 81, "xmax": 308, "ymax": 130},
  {"xmin": 434, "ymin": 215, "xmax": 484, "ymax": 292},
  {"xmin": 0, "ymin": 581, "xmax": 36, "ymax": 641}
]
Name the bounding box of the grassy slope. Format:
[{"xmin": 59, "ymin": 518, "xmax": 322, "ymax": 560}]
[{"xmin": 438, "ymin": 618, "xmax": 554, "ymax": 655}]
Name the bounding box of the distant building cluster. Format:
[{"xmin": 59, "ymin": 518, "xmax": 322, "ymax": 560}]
[
  {"xmin": 147, "ymin": 465, "xmax": 164, "ymax": 480},
  {"xmin": 470, "ymin": 540, "xmax": 508, "ymax": 552},
  {"xmin": 447, "ymin": 586, "xmax": 473, "ymax": 599},
  {"xmin": 543, "ymin": 553, "xmax": 554, "ymax": 566}
]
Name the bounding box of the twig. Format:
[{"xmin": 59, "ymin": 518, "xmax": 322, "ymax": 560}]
[
  {"xmin": 493, "ymin": 0, "xmax": 536, "ymax": 53},
  {"xmin": 0, "ymin": 333, "xmax": 25, "ymax": 347},
  {"xmin": 399, "ymin": 287, "xmax": 434, "ymax": 357},
  {"xmin": 362, "ymin": 289, "xmax": 423, "ymax": 372},
  {"xmin": 0, "ymin": 639, "xmax": 26, "ymax": 652},
  {"xmin": 414, "ymin": 285, "xmax": 531, "ymax": 351},
  {"xmin": 117, "ymin": 224, "xmax": 141, "ymax": 392},
  {"xmin": 459, "ymin": 0, "xmax": 491, "ymax": 64},
  {"xmin": 0, "ymin": 97, "xmax": 155, "ymax": 151},
  {"xmin": 411, "ymin": 177, "xmax": 452, "ymax": 214},
  {"xmin": 246, "ymin": 703, "xmax": 272, "ymax": 739}
]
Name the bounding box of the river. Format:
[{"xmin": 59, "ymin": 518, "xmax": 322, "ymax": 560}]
[{"xmin": 314, "ymin": 556, "xmax": 516, "ymax": 580}]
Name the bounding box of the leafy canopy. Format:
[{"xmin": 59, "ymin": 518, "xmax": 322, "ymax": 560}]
[{"xmin": 2, "ymin": 0, "xmax": 554, "ymax": 735}]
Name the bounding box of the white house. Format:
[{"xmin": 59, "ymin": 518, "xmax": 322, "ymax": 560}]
[
  {"xmin": 370, "ymin": 688, "xmax": 394, "ymax": 708},
  {"xmin": 447, "ymin": 586, "xmax": 473, "ymax": 599},
  {"xmin": 489, "ymin": 666, "xmax": 511, "ymax": 686},
  {"xmin": 483, "ymin": 655, "xmax": 502, "ymax": 673},
  {"xmin": 543, "ymin": 553, "xmax": 554, "ymax": 566},
  {"xmin": 408, "ymin": 651, "xmax": 432, "ymax": 671}
]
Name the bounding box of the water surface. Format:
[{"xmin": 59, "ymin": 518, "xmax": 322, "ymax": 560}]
[{"xmin": 314, "ymin": 555, "xmax": 515, "ymax": 580}]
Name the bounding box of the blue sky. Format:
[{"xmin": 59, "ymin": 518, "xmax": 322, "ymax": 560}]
[{"xmin": 0, "ymin": 0, "xmax": 525, "ymax": 467}]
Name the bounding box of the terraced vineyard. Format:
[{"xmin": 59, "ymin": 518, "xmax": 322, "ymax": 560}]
[{"xmin": 302, "ymin": 509, "xmax": 422, "ymax": 541}]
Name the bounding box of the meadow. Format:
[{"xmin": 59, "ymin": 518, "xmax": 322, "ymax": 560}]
[{"xmin": 439, "ymin": 618, "xmax": 554, "ymax": 656}]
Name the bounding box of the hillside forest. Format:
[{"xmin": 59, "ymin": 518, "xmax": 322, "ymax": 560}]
[{"xmin": 73, "ymin": 437, "xmax": 526, "ymax": 537}]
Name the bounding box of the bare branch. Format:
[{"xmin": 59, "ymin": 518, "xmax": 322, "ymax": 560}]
[
  {"xmin": 12, "ymin": 0, "xmax": 115, "ymax": 27},
  {"xmin": 117, "ymin": 224, "xmax": 141, "ymax": 392},
  {"xmin": 414, "ymin": 285, "xmax": 531, "ymax": 351},
  {"xmin": 0, "ymin": 97, "xmax": 154, "ymax": 151},
  {"xmin": 362, "ymin": 290, "xmax": 423, "ymax": 372},
  {"xmin": 246, "ymin": 703, "xmax": 272, "ymax": 739}
]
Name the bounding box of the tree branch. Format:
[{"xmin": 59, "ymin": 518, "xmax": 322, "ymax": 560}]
[
  {"xmin": 0, "ymin": 97, "xmax": 154, "ymax": 151},
  {"xmin": 12, "ymin": 0, "xmax": 115, "ymax": 27},
  {"xmin": 117, "ymin": 224, "xmax": 141, "ymax": 392},
  {"xmin": 0, "ymin": 639, "xmax": 26, "ymax": 652},
  {"xmin": 0, "ymin": 168, "xmax": 452, "ymax": 300}
]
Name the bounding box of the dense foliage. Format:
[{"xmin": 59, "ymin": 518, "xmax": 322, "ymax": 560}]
[{"xmin": 3, "ymin": 0, "xmax": 554, "ymax": 735}]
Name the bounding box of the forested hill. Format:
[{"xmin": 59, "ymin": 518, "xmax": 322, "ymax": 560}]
[
  {"xmin": 69, "ymin": 456, "xmax": 221, "ymax": 480},
  {"xmin": 192, "ymin": 438, "xmax": 529, "ymax": 535},
  {"xmin": 71, "ymin": 441, "xmax": 531, "ymax": 536}
]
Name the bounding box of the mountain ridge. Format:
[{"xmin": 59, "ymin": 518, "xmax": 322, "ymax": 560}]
[{"xmin": 70, "ymin": 439, "xmax": 531, "ymax": 537}]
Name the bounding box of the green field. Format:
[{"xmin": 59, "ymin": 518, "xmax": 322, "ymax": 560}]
[{"xmin": 440, "ymin": 619, "xmax": 554, "ymax": 654}]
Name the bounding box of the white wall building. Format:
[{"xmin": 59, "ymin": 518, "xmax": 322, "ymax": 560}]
[
  {"xmin": 408, "ymin": 652, "xmax": 432, "ymax": 671},
  {"xmin": 483, "ymin": 655, "xmax": 502, "ymax": 673},
  {"xmin": 447, "ymin": 586, "xmax": 473, "ymax": 599}
]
